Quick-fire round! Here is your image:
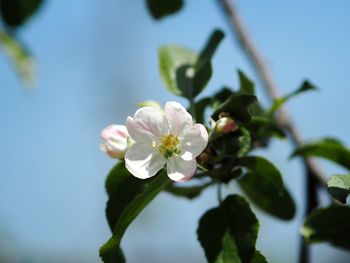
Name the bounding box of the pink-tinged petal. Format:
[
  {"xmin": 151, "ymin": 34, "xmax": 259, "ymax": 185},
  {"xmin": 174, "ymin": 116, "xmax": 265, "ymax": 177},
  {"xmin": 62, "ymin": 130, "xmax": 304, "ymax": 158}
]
[
  {"xmin": 167, "ymin": 157, "xmax": 196, "ymax": 182},
  {"xmin": 180, "ymin": 124, "xmax": 208, "ymax": 161},
  {"xmin": 100, "ymin": 125, "xmax": 128, "ymax": 141},
  {"xmin": 126, "ymin": 107, "xmax": 168, "ymax": 143},
  {"xmin": 125, "ymin": 142, "xmax": 166, "ymax": 179},
  {"xmin": 100, "ymin": 125, "xmax": 129, "ymax": 159},
  {"xmin": 164, "ymin": 101, "xmax": 193, "ymax": 136}
]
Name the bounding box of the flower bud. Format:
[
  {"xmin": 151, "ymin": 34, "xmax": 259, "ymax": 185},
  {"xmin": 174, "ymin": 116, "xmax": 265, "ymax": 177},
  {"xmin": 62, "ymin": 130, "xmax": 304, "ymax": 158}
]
[
  {"xmin": 215, "ymin": 117, "xmax": 237, "ymax": 133},
  {"xmin": 100, "ymin": 125, "xmax": 129, "ymax": 159}
]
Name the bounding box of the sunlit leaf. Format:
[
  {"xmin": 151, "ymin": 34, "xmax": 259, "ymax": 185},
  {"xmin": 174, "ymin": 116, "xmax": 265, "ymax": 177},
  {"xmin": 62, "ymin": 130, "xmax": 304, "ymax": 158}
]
[
  {"xmin": 0, "ymin": 30, "xmax": 36, "ymax": 86},
  {"xmin": 327, "ymin": 174, "xmax": 350, "ymax": 204},
  {"xmin": 159, "ymin": 29, "xmax": 224, "ymax": 100},
  {"xmin": 291, "ymin": 138, "xmax": 350, "ymax": 170},
  {"xmin": 146, "ymin": 0, "xmax": 183, "ymax": 20},
  {"xmin": 301, "ymin": 206, "xmax": 350, "ymax": 250},
  {"xmin": 237, "ymin": 156, "xmax": 296, "ymax": 220}
]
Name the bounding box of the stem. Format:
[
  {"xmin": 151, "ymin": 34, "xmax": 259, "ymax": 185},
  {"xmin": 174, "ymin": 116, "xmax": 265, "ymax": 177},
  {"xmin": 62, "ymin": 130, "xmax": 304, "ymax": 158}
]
[
  {"xmin": 216, "ymin": 1, "xmax": 326, "ymax": 263},
  {"xmin": 217, "ymin": 183, "xmax": 223, "ymax": 204}
]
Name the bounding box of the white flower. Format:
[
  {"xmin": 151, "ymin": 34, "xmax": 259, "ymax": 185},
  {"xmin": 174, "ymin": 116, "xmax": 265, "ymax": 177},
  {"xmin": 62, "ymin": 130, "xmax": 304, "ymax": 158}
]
[
  {"xmin": 125, "ymin": 101, "xmax": 208, "ymax": 182},
  {"xmin": 100, "ymin": 125, "xmax": 130, "ymax": 159}
]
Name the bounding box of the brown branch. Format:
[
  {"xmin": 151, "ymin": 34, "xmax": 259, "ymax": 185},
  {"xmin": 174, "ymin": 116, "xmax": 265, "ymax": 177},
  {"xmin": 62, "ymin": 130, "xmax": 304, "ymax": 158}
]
[{"xmin": 217, "ymin": 0, "xmax": 327, "ymax": 186}]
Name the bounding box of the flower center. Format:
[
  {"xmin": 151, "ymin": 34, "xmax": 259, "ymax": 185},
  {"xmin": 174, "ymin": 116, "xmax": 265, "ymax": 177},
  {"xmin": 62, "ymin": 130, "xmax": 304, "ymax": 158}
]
[{"xmin": 157, "ymin": 133, "xmax": 180, "ymax": 159}]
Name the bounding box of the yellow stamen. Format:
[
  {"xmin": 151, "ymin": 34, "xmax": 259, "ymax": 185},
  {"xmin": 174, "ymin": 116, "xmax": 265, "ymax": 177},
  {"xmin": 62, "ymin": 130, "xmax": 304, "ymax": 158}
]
[{"xmin": 157, "ymin": 133, "xmax": 180, "ymax": 158}]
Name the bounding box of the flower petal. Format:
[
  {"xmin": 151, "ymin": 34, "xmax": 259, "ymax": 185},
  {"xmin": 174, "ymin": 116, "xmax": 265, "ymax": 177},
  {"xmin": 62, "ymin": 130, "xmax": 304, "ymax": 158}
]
[
  {"xmin": 127, "ymin": 107, "xmax": 168, "ymax": 143},
  {"xmin": 180, "ymin": 124, "xmax": 208, "ymax": 161},
  {"xmin": 167, "ymin": 157, "xmax": 197, "ymax": 182},
  {"xmin": 164, "ymin": 101, "xmax": 193, "ymax": 136},
  {"xmin": 100, "ymin": 125, "xmax": 128, "ymax": 141},
  {"xmin": 125, "ymin": 142, "xmax": 166, "ymax": 179}
]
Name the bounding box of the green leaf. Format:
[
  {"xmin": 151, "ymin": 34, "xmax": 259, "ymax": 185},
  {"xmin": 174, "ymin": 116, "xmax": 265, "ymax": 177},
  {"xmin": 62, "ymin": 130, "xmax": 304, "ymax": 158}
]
[
  {"xmin": 301, "ymin": 206, "xmax": 350, "ymax": 250},
  {"xmin": 0, "ymin": 0, "xmax": 43, "ymax": 27},
  {"xmin": 237, "ymin": 127, "xmax": 251, "ymax": 158},
  {"xmin": 197, "ymin": 195, "xmax": 264, "ymax": 263},
  {"xmin": 190, "ymin": 97, "xmax": 211, "ymax": 124},
  {"xmin": 165, "ymin": 182, "xmax": 212, "ymax": 200},
  {"xmin": 159, "ymin": 30, "xmax": 224, "ymax": 99},
  {"xmin": 327, "ymin": 175, "xmax": 350, "ymax": 204},
  {"xmin": 267, "ymin": 80, "xmax": 317, "ymax": 115},
  {"xmin": 146, "ymin": 0, "xmax": 183, "ymax": 20},
  {"xmin": 0, "ymin": 30, "xmax": 36, "ymax": 86},
  {"xmin": 159, "ymin": 45, "xmax": 197, "ymax": 96},
  {"xmin": 238, "ymin": 70, "xmax": 255, "ymax": 95},
  {"xmin": 100, "ymin": 163, "xmax": 170, "ymax": 263},
  {"xmin": 251, "ymin": 251, "xmax": 268, "ymax": 263},
  {"xmin": 248, "ymin": 116, "xmax": 287, "ymax": 140},
  {"xmin": 291, "ymin": 138, "xmax": 350, "ymax": 170},
  {"xmin": 237, "ymin": 156, "xmax": 296, "ymax": 220},
  {"xmin": 212, "ymin": 94, "xmax": 257, "ymax": 123}
]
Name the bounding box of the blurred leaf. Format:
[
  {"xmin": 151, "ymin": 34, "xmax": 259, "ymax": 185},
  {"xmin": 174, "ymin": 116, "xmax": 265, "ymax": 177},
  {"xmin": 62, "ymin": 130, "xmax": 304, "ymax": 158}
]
[
  {"xmin": 291, "ymin": 138, "xmax": 350, "ymax": 170},
  {"xmin": 0, "ymin": 0, "xmax": 43, "ymax": 27},
  {"xmin": 237, "ymin": 127, "xmax": 251, "ymax": 157},
  {"xmin": 238, "ymin": 70, "xmax": 254, "ymax": 95},
  {"xmin": 251, "ymin": 251, "xmax": 268, "ymax": 263},
  {"xmin": 327, "ymin": 175, "xmax": 350, "ymax": 204},
  {"xmin": 192, "ymin": 29, "xmax": 224, "ymax": 98},
  {"xmin": 212, "ymin": 94, "xmax": 257, "ymax": 123},
  {"xmin": 211, "ymin": 87, "xmax": 233, "ymax": 110},
  {"xmin": 191, "ymin": 97, "xmax": 211, "ymax": 124},
  {"xmin": 301, "ymin": 206, "xmax": 350, "ymax": 250},
  {"xmin": 165, "ymin": 182, "xmax": 212, "ymax": 199},
  {"xmin": 249, "ymin": 116, "xmax": 287, "ymax": 140},
  {"xmin": 197, "ymin": 195, "xmax": 265, "ymax": 263},
  {"xmin": 159, "ymin": 45, "xmax": 197, "ymax": 96},
  {"xmin": 237, "ymin": 156, "xmax": 296, "ymax": 220},
  {"xmin": 100, "ymin": 163, "xmax": 170, "ymax": 263},
  {"xmin": 0, "ymin": 30, "xmax": 36, "ymax": 86},
  {"xmin": 267, "ymin": 80, "xmax": 317, "ymax": 115},
  {"xmin": 159, "ymin": 29, "xmax": 224, "ymax": 100},
  {"xmin": 146, "ymin": 0, "xmax": 183, "ymax": 20}
]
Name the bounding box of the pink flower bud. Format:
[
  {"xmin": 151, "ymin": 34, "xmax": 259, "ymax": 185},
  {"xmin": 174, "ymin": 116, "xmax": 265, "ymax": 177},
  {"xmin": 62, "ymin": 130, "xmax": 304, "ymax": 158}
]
[
  {"xmin": 215, "ymin": 117, "xmax": 237, "ymax": 133},
  {"xmin": 100, "ymin": 125, "xmax": 129, "ymax": 159}
]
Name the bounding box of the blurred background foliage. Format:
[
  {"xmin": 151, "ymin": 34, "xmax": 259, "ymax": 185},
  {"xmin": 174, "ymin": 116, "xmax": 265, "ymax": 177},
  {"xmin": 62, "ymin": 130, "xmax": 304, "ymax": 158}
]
[{"xmin": 1, "ymin": 0, "xmax": 350, "ymax": 262}]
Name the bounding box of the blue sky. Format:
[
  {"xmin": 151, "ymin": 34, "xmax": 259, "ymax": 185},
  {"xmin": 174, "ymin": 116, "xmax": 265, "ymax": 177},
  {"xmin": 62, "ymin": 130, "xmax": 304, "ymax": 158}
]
[{"xmin": 0, "ymin": 1, "xmax": 350, "ymax": 262}]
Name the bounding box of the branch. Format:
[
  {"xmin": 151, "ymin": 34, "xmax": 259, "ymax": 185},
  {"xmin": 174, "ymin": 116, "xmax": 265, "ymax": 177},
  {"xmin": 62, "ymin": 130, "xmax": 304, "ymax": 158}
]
[{"xmin": 216, "ymin": 0, "xmax": 327, "ymax": 186}]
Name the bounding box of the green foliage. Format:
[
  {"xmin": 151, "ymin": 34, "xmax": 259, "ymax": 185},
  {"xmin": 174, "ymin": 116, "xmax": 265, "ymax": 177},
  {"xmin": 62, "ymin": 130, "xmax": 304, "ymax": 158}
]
[
  {"xmin": 327, "ymin": 175, "xmax": 350, "ymax": 204},
  {"xmin": 301, "ymin": 206, "xmax": 350, "ymax": 250},
  {"xmin": 237, "ymin": 156, "xmax": 296, "ymax": 220},
  {"xmin": 165, "ymin": 182, "xmax": 212, "ymax": 199},
  {"xmin": 100, "ymin": 163, "xmax": 170, "ymax": 263},
  {"xmin": 197, "ymin": 195, "xmax": 265, "ymax": 263},
  {"xmin": 0, "ymin": 30, "xmax": 36, "ymax": 86},
  {"xmin": 267, "ymin": 80, "xmax": 317, "ymax": 115},
  {"xmin": 291, "ymin": 138, "xmax": 350, "ymax": 170},
  {"xmin": 159, "ymin": 29, "xmax": 224, "ymax": 100},
  {"xmin": 0, "ymin": 0, "xmax": 43, "ymax": 27},
  {"xmin": 146, "ymin": 0, "xmax": 183, "ymax": 20},
  {"xmin": 238, "ymin": 70, "xmax": 255, "ymax": 95},
  {"xmin": 212, "ymin": 94, "xmax": 257, "ymax": 123}
]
